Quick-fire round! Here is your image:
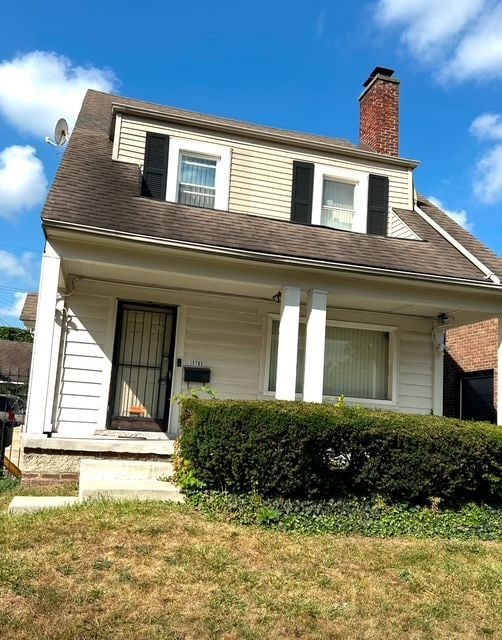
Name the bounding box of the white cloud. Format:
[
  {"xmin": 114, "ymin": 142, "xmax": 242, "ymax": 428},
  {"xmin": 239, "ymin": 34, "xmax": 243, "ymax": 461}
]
[
  {"xmin": 377, "ymin": 0, "xmax": 485, "ymax": 61},
  {"xmin": 0, "ymin": 292, "xmax": 27, "ymax": 319},
  {"xmin": 442, "ymin": 3, "xmax": 502, "ymax": 82},
  {"xmin": 0, "ymin": 145, "xmax": 47, "ymax": 219},
  {"xmin": 472, "ymin": 144, "xmax": 502, "ymax": 202},
  {"xmin": 376, "ymin": 0, "xmax": 502, "ymax": 82},
  {"xmin": 470, "ymin": 112, "xmax": 502, "ymax": 141},
  {"xmin": 427, "ymin": 196, "xmax": 473, "ymax": 230},
  {"xmin": 470, "ymin": 112, "xmax": 502, "ymax": 203},
  {"xmin": 0, "ymin": 250, "xmax": 38, "ymax": 281},
  {"xmin": 0, "ymin": 51, "xmax": 118, "ymax": 139}
]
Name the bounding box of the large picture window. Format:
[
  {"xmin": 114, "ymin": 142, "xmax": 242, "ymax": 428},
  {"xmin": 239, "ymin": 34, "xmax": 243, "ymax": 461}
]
[{"xmin": 268, "ymin": 319, "xmax": 392, "ymax": 401}]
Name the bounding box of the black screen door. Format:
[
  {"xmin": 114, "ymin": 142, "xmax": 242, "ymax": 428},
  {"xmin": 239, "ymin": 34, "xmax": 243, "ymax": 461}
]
[
  {"xmin": 109, "ymin": 303, "xmax": 176, "ymax": 431},
  {"xmin": 459, "ymin": 372, "xmax": 495, "ymax": 423}
]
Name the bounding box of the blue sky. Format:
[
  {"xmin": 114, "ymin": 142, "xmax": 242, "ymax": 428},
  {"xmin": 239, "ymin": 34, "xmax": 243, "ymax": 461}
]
[{"xmin": 1, "ymin": 0, "xmax": 502, "ymax": 326}]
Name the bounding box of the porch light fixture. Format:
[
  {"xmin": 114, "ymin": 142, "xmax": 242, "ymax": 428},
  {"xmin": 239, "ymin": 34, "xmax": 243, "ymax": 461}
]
[{"xmin": 272, "ymin": 291, "xmax": 282, "ymax": 303}]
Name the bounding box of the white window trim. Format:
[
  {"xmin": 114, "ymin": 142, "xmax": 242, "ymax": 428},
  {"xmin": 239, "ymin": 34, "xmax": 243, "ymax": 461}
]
[
  {"xmin": 165, "ymin": 138, "xmax": 231, "ymax": 210},
  {"xmin": 263, "ymin": 314, "xmax": 398, "ymax": 405},
  {"xmin": 312, "ymin": 164, "xmax": 369, "ymax": 234}
]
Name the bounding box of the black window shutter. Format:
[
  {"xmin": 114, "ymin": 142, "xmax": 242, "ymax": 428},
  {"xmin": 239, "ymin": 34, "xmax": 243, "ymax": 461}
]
[
  {"xmin": 367, "ymin": 174, "xmax": 389, "ymax": 236},
  {"xmin": 291, "ymin": 161, "xmax": 314, "ymax": 224},
  {"xmin": 141, "ymin": 133, "xmax": 169, "ymax": 200}
]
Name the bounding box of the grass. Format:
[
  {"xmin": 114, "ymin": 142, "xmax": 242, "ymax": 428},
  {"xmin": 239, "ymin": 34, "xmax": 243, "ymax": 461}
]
[{"xmin": 1, "ymin": 485, "xmax": 501, "ymax": 639}]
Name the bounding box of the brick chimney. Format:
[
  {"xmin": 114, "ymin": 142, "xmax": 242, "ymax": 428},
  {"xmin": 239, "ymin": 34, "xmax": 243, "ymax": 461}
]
[{"xmin": 359, "ymin": 67, "xmax": 400, "ymax": 157}]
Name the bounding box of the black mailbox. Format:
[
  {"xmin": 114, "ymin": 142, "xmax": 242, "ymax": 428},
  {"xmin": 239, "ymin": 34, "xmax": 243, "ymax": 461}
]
[{"xmin": 183, "ymin": 367, "xmax": 211, "ymax": 384}]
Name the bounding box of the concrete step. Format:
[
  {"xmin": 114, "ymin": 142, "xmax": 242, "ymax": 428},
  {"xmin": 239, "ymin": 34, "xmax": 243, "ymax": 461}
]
[
  {"xmin": 79, "ymin": 458, "xmax": 174, "ymax": 482},
  {"xmin": 79, "ymin": 478, "xmax": 184, "ymax": 503},
  {"xmin": 8, "ymin": 496, "xmax": 79, "ymax": 515}
]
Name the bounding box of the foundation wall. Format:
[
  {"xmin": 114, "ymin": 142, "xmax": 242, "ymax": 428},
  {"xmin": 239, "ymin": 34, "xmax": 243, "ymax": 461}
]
[{"xmin": 21, "ymin": 449, "xmax": 172, "ymax": 486}]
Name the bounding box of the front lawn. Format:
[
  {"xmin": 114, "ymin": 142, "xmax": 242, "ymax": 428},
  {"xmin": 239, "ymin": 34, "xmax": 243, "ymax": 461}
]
[{"xmin": 1, "ymin": 491, "xmax": 501, "ymax": 639}]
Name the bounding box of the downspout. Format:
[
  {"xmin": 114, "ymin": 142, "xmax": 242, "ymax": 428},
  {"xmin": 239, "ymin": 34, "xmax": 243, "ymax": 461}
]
[{"xmin": 415, "ymin": 204, "xmax": 500, "ymax": 284}]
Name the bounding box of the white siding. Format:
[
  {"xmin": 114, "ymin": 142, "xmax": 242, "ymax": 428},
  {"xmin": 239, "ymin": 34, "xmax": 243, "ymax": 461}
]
[
  {"xmin": 53, "ymin": 289, "xmax": 434, "ymax": 435},
  {"xmin": 116, "ymin": 115, "xmax": 413, "ymax": 228},
  {"xmin": 55, "ymin": 295, "xmax": 111, "ymax": 436},
  {"xmin": 182, "ymin": 302, "xmax": 263, "ymax": 399},
  {"xmin": 398, "ymin": 329, "xmax": 433, "ymax": 413}
]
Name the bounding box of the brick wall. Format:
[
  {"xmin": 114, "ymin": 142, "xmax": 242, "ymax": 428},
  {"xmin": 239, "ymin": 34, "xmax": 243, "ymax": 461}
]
[
  {"xmin": 443, "ymin": 318, "xmax": 498, "ymax": 418},
  {"xmin": 359, "ymin": 77, "xmax": 400, "ymax": 157}
]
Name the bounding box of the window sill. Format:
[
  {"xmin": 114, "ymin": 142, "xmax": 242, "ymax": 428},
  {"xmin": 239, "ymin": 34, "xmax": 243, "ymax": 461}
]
[{"xmin": 262, "ymin": 391, "xmax": 396, "ymax": 406}]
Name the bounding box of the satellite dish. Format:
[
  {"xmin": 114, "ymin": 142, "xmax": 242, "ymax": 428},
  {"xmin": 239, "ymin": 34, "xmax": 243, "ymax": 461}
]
[
  {"xmin": 45, "ymin": 118, "xmax": 70, "ymax": 147},
  {"xmin": 54, "ymin": 118, "xmax": 69, "ymax": 145}
]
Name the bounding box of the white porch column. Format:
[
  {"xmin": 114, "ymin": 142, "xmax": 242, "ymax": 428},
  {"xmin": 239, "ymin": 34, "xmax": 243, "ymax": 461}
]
[
  {"xmin": 275, "ymin": 286, "xmax": 301, "ymax": 401},
  {"xmin": 303, "ymin": 289, "xmax": 327, "ymax": 403},
  {"xmin": 432, "ymin": 331, "xmax": 444, "ymax": 416},
  {"xmin": 25, "ymin": 245, "xmax": 61, "ymax": 435},
  {"xmin": 497, "ymin": 316, "xmax": 502, "ymax": 425}
]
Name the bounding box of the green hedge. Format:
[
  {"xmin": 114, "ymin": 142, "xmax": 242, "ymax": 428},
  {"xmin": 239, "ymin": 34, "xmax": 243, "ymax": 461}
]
[{"xmin": 179, "ymin": 400, "xmax": 502, "ymax": 506}]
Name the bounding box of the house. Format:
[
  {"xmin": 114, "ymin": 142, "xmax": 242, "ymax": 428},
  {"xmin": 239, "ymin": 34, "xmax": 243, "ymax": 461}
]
[
  {"xmin": 0, "ymin": 339, "xmax": 32, "ymax": 388},
  {"xmin": 22, "ymin": 67, "xmax": 502, "ymax": 483},
  {"xmin": 444, "ymin": 318, "xmax": 499, "ymax": 423},
  {"xmin": 20, "ymin": 293, "xmax": 38, "ymax": 333}
]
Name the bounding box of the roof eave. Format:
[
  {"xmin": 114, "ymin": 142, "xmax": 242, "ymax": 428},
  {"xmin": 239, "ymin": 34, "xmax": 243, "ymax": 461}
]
[
  {"xmin": 109, "ymin": 103, "xmax": 420, "ymax": 170},
  {"xmin": 42, "ymin": 218, "xmax": 499, "ymax": 290}
]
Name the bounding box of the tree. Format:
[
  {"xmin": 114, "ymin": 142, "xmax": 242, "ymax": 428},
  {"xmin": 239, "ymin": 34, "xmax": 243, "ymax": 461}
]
[{"xmin": 0, "ymin": 327, "xmax": 33, "ymax": 343}]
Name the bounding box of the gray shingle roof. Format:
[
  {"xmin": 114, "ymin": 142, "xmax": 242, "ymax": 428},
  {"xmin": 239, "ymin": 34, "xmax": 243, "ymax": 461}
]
[
  {"xmin": 0, "ymin": 340, "xmax": 32, "ymax": 382},
  {"xmin": 41, "ymin": 90, "xmax": 502, "ymax": 284},
  {"xmin": 20, "ymin": 293, "xmax": 38, "ymax": 325},
  {"xmin": 110, "ymin": 93, "xmax": 359, "ymax": 152}
]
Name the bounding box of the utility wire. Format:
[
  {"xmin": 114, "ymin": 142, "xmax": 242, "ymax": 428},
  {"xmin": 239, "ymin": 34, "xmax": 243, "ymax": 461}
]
[
  {"xmin": 0, "ymin": 242, "xmax": 43, "ymax": 253},
  {"xmin": 0, "ymin": 285, "xmax": 35, "ymax": 293}
]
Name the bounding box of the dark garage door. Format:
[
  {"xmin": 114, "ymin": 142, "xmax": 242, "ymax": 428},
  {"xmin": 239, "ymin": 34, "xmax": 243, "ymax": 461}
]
[{"xmin": 459, "ymin": 372, "xmax": 495, "ymax": 423}]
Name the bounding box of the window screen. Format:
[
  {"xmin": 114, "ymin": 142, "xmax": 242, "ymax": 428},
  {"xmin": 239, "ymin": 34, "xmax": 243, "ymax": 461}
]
[
  {"xmin": 321, "ymin": 179, "xmax": 355, "ymax": 231},
  {"xmin": 178, "ymin": 154, "xmax": 217, "ymax": 208}
]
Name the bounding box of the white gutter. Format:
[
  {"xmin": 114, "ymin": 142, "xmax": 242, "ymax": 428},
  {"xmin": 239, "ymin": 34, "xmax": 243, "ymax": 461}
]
[
  {"xmin": 415, "ymin": 205, "xmax": 500, "ymax": 285},
  {"xmin": 43, "ymin": 218, "xmax": 502, "ymax": 291}
]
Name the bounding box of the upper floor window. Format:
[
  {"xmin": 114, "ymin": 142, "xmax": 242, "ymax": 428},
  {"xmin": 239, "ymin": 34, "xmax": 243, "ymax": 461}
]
[
  {"xmin": 141, "ymin": 132, "xmax": 231, "ymax": 210},
  {"xmin": 178, "ymin": 154, "xmax": 217, "ymax": 208},
  {"xmin": 291, "ymin": 161, "xmax": 389, "ymax": 236},
  {"xmin": 312, "ymin": 165, "xmax": 369, "ymax": 233},
  {"xmin": 321, "ymin": 179, "xmax": 355, "ymax": 231},
  {"xmin": 167, "ymin": 138, "xmax": 231, "ymax": 210}
]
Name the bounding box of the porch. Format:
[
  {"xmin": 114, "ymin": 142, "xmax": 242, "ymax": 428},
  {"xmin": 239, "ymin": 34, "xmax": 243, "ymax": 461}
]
[{"xmin": 23, "ymin": 229, "xmax": 502, "ymax": 471}]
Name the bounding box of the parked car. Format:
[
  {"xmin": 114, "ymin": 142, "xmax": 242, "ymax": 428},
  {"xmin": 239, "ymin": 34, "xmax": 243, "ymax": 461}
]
[{"xmin": 0, "ymin": 394, "xmax": 25, "ymax": 427}]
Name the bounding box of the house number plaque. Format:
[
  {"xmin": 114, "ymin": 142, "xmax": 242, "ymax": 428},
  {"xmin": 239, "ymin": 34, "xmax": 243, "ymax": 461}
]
[{"xmin": 187, "ymin": 360, "xmax": 205, "ymax": 367}]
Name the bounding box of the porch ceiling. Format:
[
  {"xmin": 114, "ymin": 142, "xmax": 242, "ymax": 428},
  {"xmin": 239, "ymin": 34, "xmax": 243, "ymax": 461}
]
[{"xmin": 62, "ymin": 250, "xmax": 502, "ymax": 328}]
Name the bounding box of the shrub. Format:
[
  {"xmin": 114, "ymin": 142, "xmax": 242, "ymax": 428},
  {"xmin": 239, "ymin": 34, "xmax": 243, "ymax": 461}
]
[
  {"xmin": 187, "ymin": 492, "xmax": 502, "ymax": 540},
  {"xmin": 179, "ymin": 400, "xmax": 502, "ymax": 506}
]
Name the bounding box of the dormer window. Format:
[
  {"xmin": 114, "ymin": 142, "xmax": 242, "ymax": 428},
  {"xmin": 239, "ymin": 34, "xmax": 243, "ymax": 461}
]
[
  {"xmin": 312, "ymin": 165, "xmax": 368, "ymax": 233},
  {"xmin": 167, "ymin": 138, "xmax": 231, "ymax": 210},
  {"xmin": 141, "ymin": 133, "xmax": 231, "ymax": 209},
  {"xmin": 321, "ymin": 179, "xmax": 355, "ymax": 231},
  {"xmin": 178, "ymin": 154, "xmax": 217, "ymax": 209},
  {"xmin": 291, "ymin": 161, "xmax": 388, "ymax": 236}
]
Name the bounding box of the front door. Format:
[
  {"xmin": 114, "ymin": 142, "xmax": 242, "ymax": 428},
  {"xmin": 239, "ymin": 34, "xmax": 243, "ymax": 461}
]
[{"xmin": 109, "ymin": 302, "xmax": 177, "ymax": 431}]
